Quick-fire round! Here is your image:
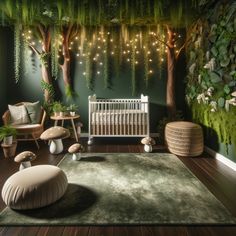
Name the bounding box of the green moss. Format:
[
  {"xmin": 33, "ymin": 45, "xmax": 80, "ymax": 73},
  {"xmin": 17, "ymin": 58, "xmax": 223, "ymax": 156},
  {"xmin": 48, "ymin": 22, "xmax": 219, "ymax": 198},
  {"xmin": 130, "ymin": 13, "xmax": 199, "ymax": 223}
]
[{"xmin": 190, "ymin": 102, "xmax": 236, "ymax": 152}]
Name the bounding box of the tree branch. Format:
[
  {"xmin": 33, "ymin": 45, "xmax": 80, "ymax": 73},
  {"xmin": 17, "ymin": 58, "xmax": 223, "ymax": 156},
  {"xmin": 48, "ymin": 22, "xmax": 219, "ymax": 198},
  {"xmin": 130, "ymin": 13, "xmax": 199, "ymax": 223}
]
[
  {"xmin": 28, "ymin": 44, "xmax": 41, "ymax": 55},
  {"xmin": 152, "ymin": 35, "xmax": 169, "ymax": 48}
]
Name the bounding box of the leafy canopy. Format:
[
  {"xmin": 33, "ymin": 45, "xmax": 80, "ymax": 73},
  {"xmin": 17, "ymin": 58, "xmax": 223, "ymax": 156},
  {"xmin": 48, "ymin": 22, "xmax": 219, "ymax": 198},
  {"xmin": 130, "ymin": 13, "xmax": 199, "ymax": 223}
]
[{"xmin": 0, "ymin": 0, "xmax": 214, "ymax": 27}]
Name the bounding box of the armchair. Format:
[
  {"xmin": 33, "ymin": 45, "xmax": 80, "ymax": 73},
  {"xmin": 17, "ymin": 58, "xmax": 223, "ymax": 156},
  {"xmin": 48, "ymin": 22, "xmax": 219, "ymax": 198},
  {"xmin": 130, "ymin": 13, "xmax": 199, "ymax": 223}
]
[{"xmin": 2, "ymin": 102, "xmax": 46, "ymax": 149}]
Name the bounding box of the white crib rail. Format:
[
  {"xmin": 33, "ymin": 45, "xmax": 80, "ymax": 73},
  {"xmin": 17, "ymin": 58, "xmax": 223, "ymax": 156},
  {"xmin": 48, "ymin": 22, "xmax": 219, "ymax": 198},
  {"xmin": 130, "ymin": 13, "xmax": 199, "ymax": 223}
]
[{"xmin": 88, "ymin": 94, "xmax": 149, "ymax": 144}]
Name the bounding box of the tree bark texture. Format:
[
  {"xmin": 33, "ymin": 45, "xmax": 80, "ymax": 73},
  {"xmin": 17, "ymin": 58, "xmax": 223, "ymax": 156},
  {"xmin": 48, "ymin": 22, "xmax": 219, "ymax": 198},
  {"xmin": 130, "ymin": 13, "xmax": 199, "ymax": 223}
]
[{"xmin": 166, "ymin": 26, "xmax": 177, "ymax": 118}]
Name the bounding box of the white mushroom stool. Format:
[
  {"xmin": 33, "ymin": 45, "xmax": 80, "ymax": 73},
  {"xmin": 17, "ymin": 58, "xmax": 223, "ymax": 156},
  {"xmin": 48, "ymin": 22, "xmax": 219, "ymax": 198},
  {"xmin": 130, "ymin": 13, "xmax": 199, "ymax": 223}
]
[
  {"xmin": 14, "ymin": 151, "xmax": 36, "ymax": 171},
  {"xmin": 68, "ymin": 143, "xmax": 84, "ymax": 161},
  {"xmin": 40, "ymin": 126, "xmax": 70, "ymax": 154},
  {"xmin": 141, "ymin": 137, "xmax": 156, "ymax": 153}
]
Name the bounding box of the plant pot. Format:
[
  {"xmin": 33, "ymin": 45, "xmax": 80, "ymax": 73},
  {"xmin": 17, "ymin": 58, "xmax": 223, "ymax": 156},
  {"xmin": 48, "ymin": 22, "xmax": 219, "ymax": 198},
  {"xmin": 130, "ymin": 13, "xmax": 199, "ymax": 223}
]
[
  {"xmin": 1, "ymin": 141, "xmax": 17, "ymax": 158},
  {"xmin": 59, "ymin": 112, "xmax": 65, "ymax": 117},
  {"xmin": 3, "ymin": 136, "xmax": 13, "ymax": 145},
  {"xmin": 70, "ymin": 111, "xmax": 76, "ymax": 116},
  {"xmin": 54, "ymin": 112, "xmax": 60, "ymax": 117}
]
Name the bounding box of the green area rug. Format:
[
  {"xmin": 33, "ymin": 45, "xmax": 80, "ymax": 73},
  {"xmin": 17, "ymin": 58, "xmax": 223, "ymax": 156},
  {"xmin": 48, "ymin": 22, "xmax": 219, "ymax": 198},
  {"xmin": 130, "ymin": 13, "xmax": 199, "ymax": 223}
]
[{"xmin": 0, "ymin": 153, "xmax": 236, "ymax": 225}]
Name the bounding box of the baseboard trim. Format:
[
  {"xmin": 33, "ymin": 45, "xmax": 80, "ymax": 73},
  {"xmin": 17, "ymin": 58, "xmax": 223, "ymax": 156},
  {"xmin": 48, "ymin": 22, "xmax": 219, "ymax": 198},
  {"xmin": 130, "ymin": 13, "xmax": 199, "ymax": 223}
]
[
  {"xmin": 204, "ymin": 146, "xmax": 236, "ymax": 172},
  {"xmin": 80, "ymin": 132, "xmax": 159, "ymax": 138}
]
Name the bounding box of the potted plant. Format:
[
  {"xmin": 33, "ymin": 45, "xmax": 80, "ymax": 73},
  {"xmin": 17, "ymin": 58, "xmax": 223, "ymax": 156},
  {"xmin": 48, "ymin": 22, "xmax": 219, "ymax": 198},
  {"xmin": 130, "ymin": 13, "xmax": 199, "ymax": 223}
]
[
  {"xmin": 68, "ymin": 104, "xmax": 78, "ymax": 116},
  {"xmin": 0, "ymin": 125, "xmax": 17, "ymax": 145},
  {"xmin": 60, "ymin": 105, "xmax": 67, "ymax": 117},
  {"xmin": 52, "ymin": 101, "xmax": 63, "ymax": 116}
]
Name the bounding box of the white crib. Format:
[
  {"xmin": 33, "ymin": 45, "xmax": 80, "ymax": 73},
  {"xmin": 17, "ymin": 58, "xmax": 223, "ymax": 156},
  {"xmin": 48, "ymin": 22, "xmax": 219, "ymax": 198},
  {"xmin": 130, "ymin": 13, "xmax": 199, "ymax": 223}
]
[{"xmin": 88, "ymin": 94, "xmax": 150, "ymax": 144}]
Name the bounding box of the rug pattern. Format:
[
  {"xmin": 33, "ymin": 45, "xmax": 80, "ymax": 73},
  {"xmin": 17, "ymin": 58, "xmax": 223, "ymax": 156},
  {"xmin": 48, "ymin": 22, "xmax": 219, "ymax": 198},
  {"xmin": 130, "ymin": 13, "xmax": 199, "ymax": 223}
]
[{"xmin": 0, "ymin": 153, "xmax": 235, "ymax": 225}]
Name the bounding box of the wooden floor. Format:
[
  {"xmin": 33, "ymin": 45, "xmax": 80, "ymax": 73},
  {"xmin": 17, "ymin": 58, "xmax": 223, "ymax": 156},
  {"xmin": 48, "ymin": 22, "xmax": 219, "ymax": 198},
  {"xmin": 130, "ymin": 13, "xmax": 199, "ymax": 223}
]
[{"xmin": 0, "ymin": 138, "xmax": 236, "ymax": 236}]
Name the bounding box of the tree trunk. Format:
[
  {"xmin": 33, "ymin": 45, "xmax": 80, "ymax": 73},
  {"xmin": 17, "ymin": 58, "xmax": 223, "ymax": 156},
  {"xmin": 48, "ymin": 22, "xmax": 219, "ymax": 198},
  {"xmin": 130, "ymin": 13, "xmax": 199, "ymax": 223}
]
[
  {"xmin": 61, "ymin": 40, "xmax": 71, "ymax": 88},
  {"xmin": 166, "ymin": 27, "xmax": 177, "ymax": 118},
  {"xmin": 39, "ymin": 26, "xmax": 53, "ymax": 103}
]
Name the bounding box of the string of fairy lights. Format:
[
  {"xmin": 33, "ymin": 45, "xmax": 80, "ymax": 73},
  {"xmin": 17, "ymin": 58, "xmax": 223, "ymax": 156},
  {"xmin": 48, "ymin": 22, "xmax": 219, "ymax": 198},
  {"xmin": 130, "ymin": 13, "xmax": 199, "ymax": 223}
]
[{"xmin": 22, "ymin": 27, "xmax": 182, "ymax": 83}]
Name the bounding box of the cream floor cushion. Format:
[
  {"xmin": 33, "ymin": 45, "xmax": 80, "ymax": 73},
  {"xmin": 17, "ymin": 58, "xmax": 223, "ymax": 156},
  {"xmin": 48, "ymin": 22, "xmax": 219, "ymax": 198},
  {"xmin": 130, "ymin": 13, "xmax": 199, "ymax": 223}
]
[{"xmin": 1, "ymin": 165, "xmax": 68, "ymax": 210}]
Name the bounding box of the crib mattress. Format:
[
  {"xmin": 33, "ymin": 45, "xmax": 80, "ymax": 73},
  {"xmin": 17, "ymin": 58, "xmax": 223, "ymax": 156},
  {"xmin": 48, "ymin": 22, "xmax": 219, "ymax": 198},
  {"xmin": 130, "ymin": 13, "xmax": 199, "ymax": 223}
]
[{"xmin": 91, "ymin": 109, "xmax": 148, "ymax": 125}]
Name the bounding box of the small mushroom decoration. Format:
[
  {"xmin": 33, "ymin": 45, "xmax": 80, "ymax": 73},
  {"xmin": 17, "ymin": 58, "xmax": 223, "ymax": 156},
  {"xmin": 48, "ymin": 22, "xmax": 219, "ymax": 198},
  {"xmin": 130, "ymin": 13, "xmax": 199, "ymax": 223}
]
[
  {"xmin": 40, "ymin": 126, "xmax": 70, "ymax": 154},
  {"xmin": 14, "ymin": 151, "xmax": 36, "ymax": 171},
  {"xmin": 141, "ymin": 137, "xmax": 156, "ymax": 153},
  {"xmin": 229, "ymin": 91, "xmax": 236, "ymax": 106},
  {"xmin": 68, "ymin": 143, "xmax": 84, "ymax": 161}
]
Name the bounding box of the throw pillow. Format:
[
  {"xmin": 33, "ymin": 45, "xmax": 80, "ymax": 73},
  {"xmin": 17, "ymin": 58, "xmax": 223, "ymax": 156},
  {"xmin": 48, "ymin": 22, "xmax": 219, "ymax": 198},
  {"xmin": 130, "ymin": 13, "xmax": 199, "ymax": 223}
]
[
  {"xmin": 8, "ymin": 104, "xmax": 30, "ymax": 125},
  {"xmin": 24, "ymin": 101, "xmax": 41, "ymax": 124}
]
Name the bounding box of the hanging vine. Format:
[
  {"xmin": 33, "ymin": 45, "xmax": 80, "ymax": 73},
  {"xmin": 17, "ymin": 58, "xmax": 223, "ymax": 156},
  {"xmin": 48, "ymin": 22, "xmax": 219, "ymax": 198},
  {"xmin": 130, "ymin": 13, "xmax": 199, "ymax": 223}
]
[{"xmin": 14, "ymin": 23, "xmax": 21, "ymax": 83}]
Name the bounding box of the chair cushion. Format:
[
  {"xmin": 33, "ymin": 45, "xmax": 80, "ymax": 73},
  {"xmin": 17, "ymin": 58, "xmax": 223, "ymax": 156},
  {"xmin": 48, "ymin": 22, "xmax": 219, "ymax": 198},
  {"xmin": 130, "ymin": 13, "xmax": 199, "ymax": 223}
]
[
  {"xmin": 8, "ymin": 104, "xmax": 30, "ymax": 125},
  {"xmin": 24, "ymin": 101, "xmax": 41, "ymax": 124},
  {"xmin": 1, "ymin": 165, "xmax": 68, "ymax": 210}
]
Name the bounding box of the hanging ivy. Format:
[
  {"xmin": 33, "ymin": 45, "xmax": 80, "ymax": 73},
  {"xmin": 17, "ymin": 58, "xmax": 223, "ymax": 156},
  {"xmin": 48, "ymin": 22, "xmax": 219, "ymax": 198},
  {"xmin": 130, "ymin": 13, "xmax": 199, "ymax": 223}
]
[
  {"xmin": 14, "ymin": 23, "xmax": 21, "ymax": 83},
  {"xmin": 51, "ymin": 27, "xmax": 59, "ymax": 79},
  {"xmin": 40, "ymin": 80, "xmax": 55, "ymax": 98},
  {"xmin": 131, "ymin": 40, "xmax": 136, "ymax": 95},
  {"xmin": 85, "ymin": 44, "xmax": 93, "ymax": 90},
  {"xmin": 39, "ymin": 52, "xmax": 50, "ymax": 67},
  {"xmin": 103, "ymin": 36, "xmax": 109, "ymax": 88}
]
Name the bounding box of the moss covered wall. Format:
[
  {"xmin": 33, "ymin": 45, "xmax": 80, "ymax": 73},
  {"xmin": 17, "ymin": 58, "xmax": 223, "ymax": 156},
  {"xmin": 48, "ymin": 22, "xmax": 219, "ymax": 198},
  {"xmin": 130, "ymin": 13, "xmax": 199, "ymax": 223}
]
[{"xmin": 185, "ymin": 0, "xmax": 236, "ymax": 162}]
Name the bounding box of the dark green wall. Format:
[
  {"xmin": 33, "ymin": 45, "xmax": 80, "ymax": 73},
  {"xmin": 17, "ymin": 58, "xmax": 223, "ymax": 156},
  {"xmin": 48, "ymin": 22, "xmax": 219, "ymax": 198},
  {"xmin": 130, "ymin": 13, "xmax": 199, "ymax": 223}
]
[
  {"xmin": 5, "ymin": 28, "xmax": 186, "ymax": 132},
  {"xmin": 0, "ymin": 27, "xmax": 10, "ymax": 124}
]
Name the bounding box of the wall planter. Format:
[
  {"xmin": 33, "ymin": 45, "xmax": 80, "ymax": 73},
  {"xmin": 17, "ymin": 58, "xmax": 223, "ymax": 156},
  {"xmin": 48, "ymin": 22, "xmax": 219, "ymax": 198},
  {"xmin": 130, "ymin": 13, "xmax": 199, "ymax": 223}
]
[{"xmin": 1, "ymin": 141, "xmax": 17, "ymax": 158}]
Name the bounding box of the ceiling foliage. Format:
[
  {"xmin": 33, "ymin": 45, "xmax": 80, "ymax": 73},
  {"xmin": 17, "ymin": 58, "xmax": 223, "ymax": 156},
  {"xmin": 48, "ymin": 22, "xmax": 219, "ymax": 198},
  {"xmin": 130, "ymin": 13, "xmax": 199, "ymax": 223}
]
[{"xmin": 0, "ymin": 0, "xmax": 213, "ymax": 27}]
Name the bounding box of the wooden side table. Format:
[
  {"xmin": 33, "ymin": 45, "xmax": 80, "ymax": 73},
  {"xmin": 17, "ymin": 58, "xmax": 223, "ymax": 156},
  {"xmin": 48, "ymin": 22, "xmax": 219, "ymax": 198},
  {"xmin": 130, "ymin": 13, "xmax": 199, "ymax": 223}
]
[
  {"xmin": 50, "ymin": 115, "xmax": 80, "ymax": 142},
  {"xmin": 1, "ymin": 141, "xmax": 17, "ymax": 158}
]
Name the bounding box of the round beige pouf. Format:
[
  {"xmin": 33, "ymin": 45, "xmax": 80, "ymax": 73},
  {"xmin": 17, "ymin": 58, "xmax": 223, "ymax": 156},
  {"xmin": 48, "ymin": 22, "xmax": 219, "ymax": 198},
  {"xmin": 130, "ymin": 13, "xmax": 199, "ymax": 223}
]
[
  {"xmin": 1, "ymin": 165, "xmax": 68, "ymax": 210},
  {"xmin": 165, "ymin": 121, "xmax": 204, "ymax": 157}
]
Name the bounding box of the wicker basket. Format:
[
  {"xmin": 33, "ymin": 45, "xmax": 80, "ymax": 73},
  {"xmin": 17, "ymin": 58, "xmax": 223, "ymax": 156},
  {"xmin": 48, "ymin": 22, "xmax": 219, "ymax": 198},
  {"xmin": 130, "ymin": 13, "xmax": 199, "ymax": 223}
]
[{"xmin": 165, "ymin": 121, "xmax": 203, "ymax": 157}]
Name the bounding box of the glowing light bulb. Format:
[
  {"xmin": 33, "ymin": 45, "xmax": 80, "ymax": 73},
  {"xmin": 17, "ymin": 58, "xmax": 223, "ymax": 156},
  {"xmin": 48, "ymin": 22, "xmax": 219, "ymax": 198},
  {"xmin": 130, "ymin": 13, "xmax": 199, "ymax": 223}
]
[
  {"xmin": 147, "ymin": 51, "xmax": 151, "ymax": 55},
  {"xmin": 127, "ymin": 58, "xmax": 130, "ymax": 62},
  {"xmin": 93, "ymin": 57, "xmax": 96, "ymax": 61},
  {"xmin": 111, "ymin": 52, "xmax": 114, "ymax": 55},
  {"xmin": 98, "ymin": 37, "xmax": 101, "ymax": 41},
  {"xmin": 175, "ymin": 50, "xmax": 179, "ymax": 53},
  {"xmin": 82, "ymin": 53, "xmax": 86, "ymax": 56},
  {"xmin": 79, "ymin": 61, "xmax": 83, "ymax": 64},
  {"xmin": 178, "ymin": 35, "xmax": 181, "ymax": 38},
  {"xmin": 98, "ymin": 46, "xmax": 101, "ymax": 49},
  {"xmin": 75, "ymin": 36, "xmax": 78, "ymax": 40},
  {"xmin": 103, "ymin": 50, "xmax": 106, "ymax": 53},
  {"xmin": 22, "ymin": 33, "xmax": 25, "ymax": 36},
  {"xmin": 143, "ymin": 46, "xmax": 146, "ymax": 49},
  {"xmin": 161, "ymin": 58, "xmax": 164, "ymax": 62},
  {"xmin": 103, "ymin": 39, "xmax": 106, "ymax": 42},
  {"xmin": 89, "ymin": 42, "xmax": 92, "ymax": 46},
  {"xmin": 28, "ymin": 30, "xmax": 31, "ymax": 33},
  {"xmin": 76, "ymin": 53, "xmax": 80, "ymax": 57},
  {"xmin": 149, "ymin": 70, "xmax": 153, "ymax": 74},
  {"xmin": 97, "ymin": 71, "xmax": 101, "ymax": 74},
  {"xmin": 110, "ymin": 39, "xmax": 113, "ymax": 42},
  {"xmin": 70, "ymin": 42, "xmax": 74, "ymax": 45},
  {"xmin": 99, "ymin": 62, "xmax": 103, "ymax": 65},
  {"xmin": 135, "ymin": 38, "xmax": 138, "ymax": 42},
  {"xmin": 66, "ymin": 58, "xmax": 70, "ymax": 61},
  {"xmin": 107, "ymin": 32, "xmax": 110, "ymax": 35},
  {"xmin": 123, "ymin": 51, "xmax": 126, "ymax": 54},
  {"xmin": 126, "ymin": 43, "xmax": 130, "ymax": 47},
  {"xmin": 134, "ymin": 46, "xmax": 137, "ymax": 49},
  {"xmin": 156, "ymin": 48, "xmax": 160, "ymax": 51},
  {"xmin": 83, "ymin": 72, "xmax": 86, "ymax": 75},
  {"xmin": 149, "ymin": 59, "xmax": 152, "ymax": 62},
  {"xmin": 135, "ymin": 61, "xmax": 138, "ymax": 64},
  {"xmin": 32, "ymin": 42, "xmax": 35, "ymax": 45}
]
